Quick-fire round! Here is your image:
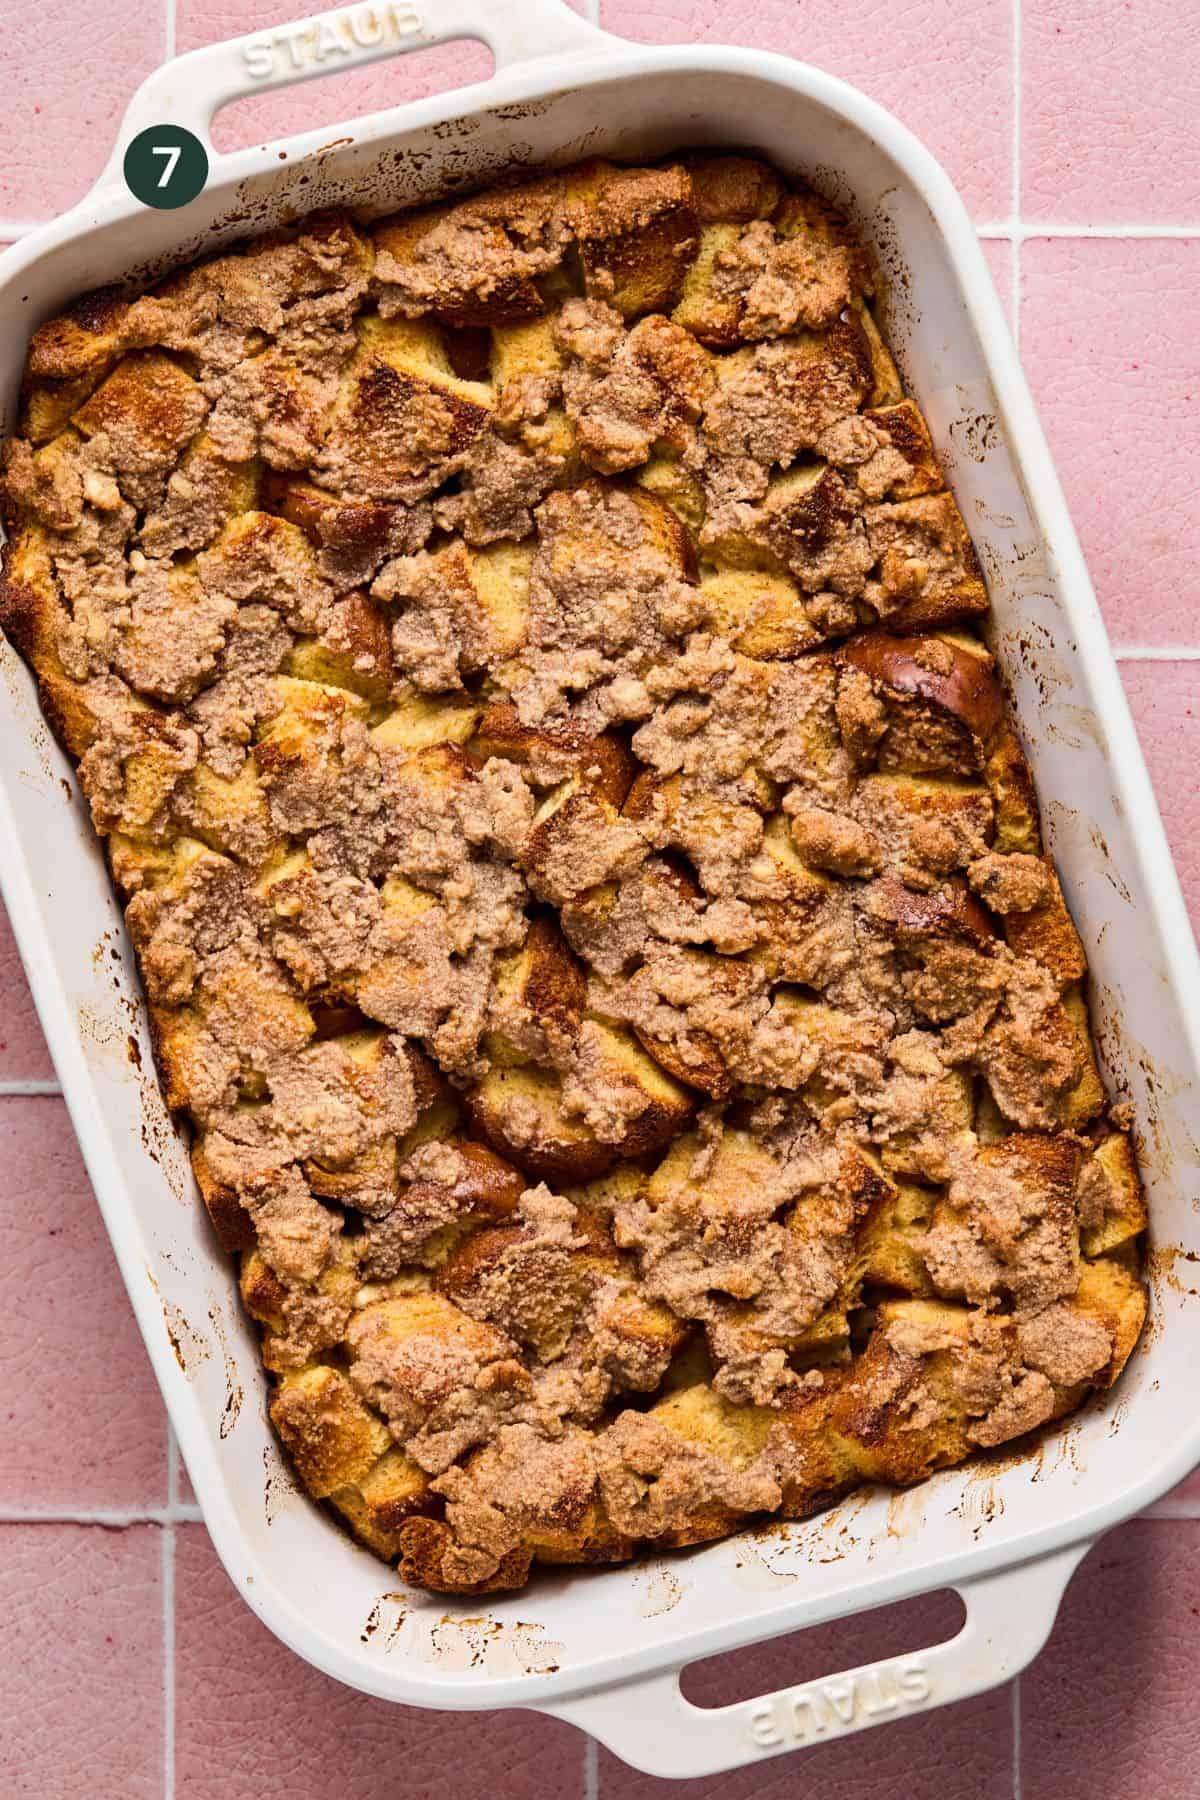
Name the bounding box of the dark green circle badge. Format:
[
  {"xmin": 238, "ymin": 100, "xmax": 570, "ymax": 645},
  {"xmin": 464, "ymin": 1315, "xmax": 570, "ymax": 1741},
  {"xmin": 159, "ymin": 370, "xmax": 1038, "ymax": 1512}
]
[{"xmin": 123, "ymin": 125, "xmax": 209, "ymax": 210}]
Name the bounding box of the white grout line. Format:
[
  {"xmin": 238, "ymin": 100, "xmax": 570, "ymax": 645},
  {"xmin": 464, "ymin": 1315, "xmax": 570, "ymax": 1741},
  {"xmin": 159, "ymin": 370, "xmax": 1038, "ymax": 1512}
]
[
  {"xmin": 977, "ymin": 220, "xmax": 1200, "ymax": 240},
  {"xmin": 0, "ymin": 1506, "xmax": 203, "ymax": 1525},
  {"xmin": 1114, "ymin": 647, "xmax": 1200, "ymax": 662},
  {"xmin": 1012, "ymin": 1676, "xmax": 1022, "ymax": 1800},
  {"xmin": 1010, "ymin": 0, "xmax": 1021, "ymax": 348},
  {"xmin": 164, "ymin": 0, "xmax": 177, "ymax": 61},
  {"xmin": 584, "ymin": 0, "xmax": 602, "ymax": 24},
  {"xmin": 583, "ymin": 1733, "xmax": 599, "ymax": 1800},
  {"xmin": 162, "ymin": 1498, "xmax": 177, "ymax": 1800},
  {"xmin": 0, "ymin": 1080, "xmax": 61, "ymax": 1095}
]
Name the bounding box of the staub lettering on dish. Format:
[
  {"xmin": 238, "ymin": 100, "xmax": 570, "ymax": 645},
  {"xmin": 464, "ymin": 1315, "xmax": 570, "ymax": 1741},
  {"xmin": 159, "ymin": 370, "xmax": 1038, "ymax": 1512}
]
[
  {"xmin": 242, "ymin": 3, "xmax": 424, "ymax": 81},
  {"xmin": 747, "ymin": 1660, "xmax": 931, "ymax": 1750}
]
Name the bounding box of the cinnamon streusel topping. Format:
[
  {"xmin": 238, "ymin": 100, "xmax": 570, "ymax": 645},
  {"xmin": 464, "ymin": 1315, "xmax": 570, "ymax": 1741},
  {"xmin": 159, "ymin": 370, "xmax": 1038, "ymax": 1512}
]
[{"xmin": 0, "ymin": 153, "xmax": 1146, "ymax": 1595}]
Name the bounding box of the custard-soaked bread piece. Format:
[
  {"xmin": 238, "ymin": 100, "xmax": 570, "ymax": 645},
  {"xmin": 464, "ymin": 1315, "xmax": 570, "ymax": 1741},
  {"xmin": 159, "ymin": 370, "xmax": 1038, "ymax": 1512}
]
[
  {"xmin": 563, "ymin": 160, "xmax": 700, "ymax": 319},
  {"xmin": 0, "ymin": 157, "xmax": 1146, "ymax": 1594},
  {"xmin": 317, "ymin": 315, "xmax": 492, "ymax": 503},
  {"xmin": 373, "ymin": 173, "xmax": 571, "ymax": 327}
]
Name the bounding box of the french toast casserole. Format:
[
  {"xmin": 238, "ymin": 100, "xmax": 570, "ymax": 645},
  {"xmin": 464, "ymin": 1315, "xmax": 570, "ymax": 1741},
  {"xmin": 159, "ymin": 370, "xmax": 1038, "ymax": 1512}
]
[{"xmin": 0, "ymin": 152, "xmax": 1148, "ymax": 1596}]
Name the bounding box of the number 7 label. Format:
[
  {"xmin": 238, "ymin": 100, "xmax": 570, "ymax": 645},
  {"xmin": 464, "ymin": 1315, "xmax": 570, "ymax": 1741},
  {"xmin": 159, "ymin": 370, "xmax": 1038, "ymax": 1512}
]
[
  {"xmin": 123, "ymin": 126, "xmax": 209, "ymax": 210},
  {"xmin": 151, "ymin": 144, "xmax": 182, "ymax": 189}
]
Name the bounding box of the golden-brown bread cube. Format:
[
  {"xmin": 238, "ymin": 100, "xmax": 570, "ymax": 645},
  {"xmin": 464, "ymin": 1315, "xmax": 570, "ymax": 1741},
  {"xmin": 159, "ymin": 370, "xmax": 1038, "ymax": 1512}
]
[
  {"xmin": 985, "ymin": 730, "xmax": 1042, "ymax": 856},
  {"xmin": 20, "ymin": 287, "xmax": 134, "ymax": 440},
  {"xmin": 465, "ymin": 1021, "xmax": 693, "ymax": 1183},
  {"xmin": 772, "ymin": 183, "xmax": 875, "ymax": 296},
  {"xmin": 522, "ymin": 761, "xmax": 645, "ymax": 908},
  {"xmin": 824, "ymin": 1305, "xmax": 974, "ymax": 1486},
  {"xmin": 634, "ymin": 448, "xmax": 706, "ymax": 534},
  {"xmin": 252, "ymin": 676, "xmax": 371, "ymax": 827},
  {"xmin": 854, "ymin": 301, "xmax": 903, "ymax": 407},
  {"xmin": 1001, "ymin": 857, "xmax": 1087, "ymax": 989},
  {"xmin": 373, "ymin": 535, "xmax": 532, "ymax": 678},
  {"xmin": 771, "ymin": 1374, "xmax": 863, "ymax": 1519},
  {"xmin": 436, "ymin": 1204, "xmax": 618, "ymax": 1360},
  {"xmin": 190, "ymin": 1133, "xmax": 257, "ymax": 1254},
  {"xmin": 473, "ymin": 703, "xmax": 636, "ymax": 800},
  {"xmin": 565, "ymin": 161, "xmax": 700, "ymax": 319},
  {"xmin": 1057, "ymin": 984, "xmax": 1106, "ymax": 1128},
  {"xmin": 1071, "ymin": 1254, "xmax": 1147, "ymax": 1387},
  {"xmin": 396, "ymin": 1513, "xmax": 535, "ymax": 1594},
  {"xmin": 484, "ymin": 917, "xmax": 587, "ymax": 1069},
  {"xmin": 329, "ymin": 1445, "xmax": 433, "ymax": 1559},
  {"xmin": 697, "ymin": 565, "xmax": 821, "ymax": 658},
  {"xmin": 629, "ymin": 1381, "xmax": 776, "ymax": 1546},
  {"xmin": 926, "ymin": 1131, "xmax": 1080, "ymax": 1309},
  {"xmin": 626, "ymin": 947, "xmax": 761, "ymax": 1100},
  {"xmin": 854, "ymin": 770, "xmax": 994, "ymax": 879},
  {"xmin": 373, "ymin": 174, "xmax": 567, "ymax": 327},
  {"xmin": 709, "ymin": 462, "xmax": 861, "ymax": 581},
  {"xmin": 284, "ymin": 590, "xmax": 394, "ymax": 703},
  {"xmin": 360, "ymin": 1137, "xmax": 524, "ymax": 1276},
  {"xmin": 864, "ymin": 492, "xmax": 989, "ymax": 630},
  {"xmin": 680, "ymin": 153, "xmax": 783, "ymax": 224},
  {"xmin": 744, "ymin": 813, "xmax": 839, "ymax": 983},
  {"xmin": 838, "ymin": 629, "xmax": 1004, "ymax": 776},
  {"xmin": 139, "ymin": 432, "xmax": 259, "ymax": 558},
  {"xmin": 0, "ymin": 524, "xmax": 99, "ymax": 757},
  {"xmin": 318, "ymin": 315, "xmax": 492, "ymax": 503},
  {"xmin": 879, "ymin": 1066, "xmax": 976, "ymax": 1179},
  {"xmin": 861, "ymin": 399, "xmax": 944, "ymax": 499},
  {"xmin": 151, "ymin": 958, "xmax": 315, "ymax": 1116},
  {"xmin": 860, "ymin": 1176, "xmax": 937, "ymax": 1295},
  {"xmin": 671, "ymin": 170, "xmax": 862, "ymax": 349},
  {"xmin": 1080, "ymin": 1132, "xmax": 1147, "ymax": 1260},
  {"xmin": 239, "ymin": 1234, "xmax": 360, "ymax": 1363},
  {"xmin": 369, "ymin": 692, "xmax": 482, "ymax": 752},
  {"xmin": 268, "ymin": 473, "xmax": 418, "ymax": 579},
  {"xmin": 71, "ymin": 350, "xmax": 210, "ymax": 505},
  {"xmin": 270, "ymin": 1364, "xmax": 392, "ymax": 1497},
  {"xmin": 670, "ymin": 223, "xmax": 755, "ymax": 349}
]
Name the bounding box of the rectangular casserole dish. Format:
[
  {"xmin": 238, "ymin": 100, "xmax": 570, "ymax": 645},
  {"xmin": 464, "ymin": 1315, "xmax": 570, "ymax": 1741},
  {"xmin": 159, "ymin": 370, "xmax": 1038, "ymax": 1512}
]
[{"xmin": 1, "ymin": 0, "xmax": 1198, "ymax": 1777}]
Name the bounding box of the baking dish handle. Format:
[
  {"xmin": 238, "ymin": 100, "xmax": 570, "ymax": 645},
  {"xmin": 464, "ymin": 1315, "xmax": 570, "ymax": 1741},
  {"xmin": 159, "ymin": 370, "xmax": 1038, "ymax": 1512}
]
[
  {"xmin": 96, "ymin": 0, "xmax": 607, "ymax": 188},
  {"xmin": 538, "ymin": 1541, "xmax": 1090, "ymax": 1778}
]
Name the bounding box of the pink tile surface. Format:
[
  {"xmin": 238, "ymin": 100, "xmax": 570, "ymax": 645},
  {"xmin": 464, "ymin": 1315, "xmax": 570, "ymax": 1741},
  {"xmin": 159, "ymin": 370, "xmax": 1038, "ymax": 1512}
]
[
  {"xmin": 597, "ymin": 0, "xmax": 1012, "ymax": 221},
  {"xmin": 1020, "ymin": 238, "xmax": 1200, "ymax": 647},
  {"xmin": 0, "ymin": 903, "xmax": 54, "ymax": 1082},
  {"xmin": 0, "ymin": 1, "xmax": 164, "ymax": 219},
  {"xmin": 0, "ymin": 1098, "xmax": 167, "ymax": 1509},
  {"xmin": 1022, "ymin": 0, "xmax": 1200, "ymax": 223},
  {"xmin": 1, "ymin": 6, "xmax": 1199, "ymax": 1797},
  {"xmin": 175, "ymin": 1524, "xmax": 583, "ymax": 1800},
  {"xmin": 1120, "ymin": 662, "xmax": 1200, "ymax": 931},
  {"xmin": 0, "ymin": 1523, "xmax": 163, "ymax": 1798},
  {"xmin": 1022, "ymin": 1522, "xmax": 1200, "ymax": 1797}
]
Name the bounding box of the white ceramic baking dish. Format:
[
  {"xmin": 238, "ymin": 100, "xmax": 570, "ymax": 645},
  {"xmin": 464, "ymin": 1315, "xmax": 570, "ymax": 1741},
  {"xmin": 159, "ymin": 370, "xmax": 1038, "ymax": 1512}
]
[{"xmin": 1, "ymin": 0, "xmax": 1198, "ymax": 1778}]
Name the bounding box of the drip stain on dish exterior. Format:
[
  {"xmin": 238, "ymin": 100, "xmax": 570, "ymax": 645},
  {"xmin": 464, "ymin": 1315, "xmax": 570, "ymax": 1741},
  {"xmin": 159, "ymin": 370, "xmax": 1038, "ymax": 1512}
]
[
  {"xmin": 361, "ymin": 1591, "xmax": 409, "ymax": 1646},
  {"xmin": 207, "ymin": 1299, "xmax": 243, "ymax": 1438},
  {"xmin": 1148, "ymin": 1244, "xmax": 1200, "ymax": 1302},
  {"xmin": 427, "ymin": 1613, "xmax": 564, "ymax": 1678},
  {"xmin": 949, "ymin": 407, "xmax": 999, "ymax": 465},
  {"xmin": 146, "ymin": 1269, "xmax": 211, "ymax": 1373},
  {"xmin": 263, "ymin": 1437, "xmax": 299, "ymax": 1523},
  {"xmin": 635, "ymin": 1562, "xmax": 685, "ymax": 1617}
]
